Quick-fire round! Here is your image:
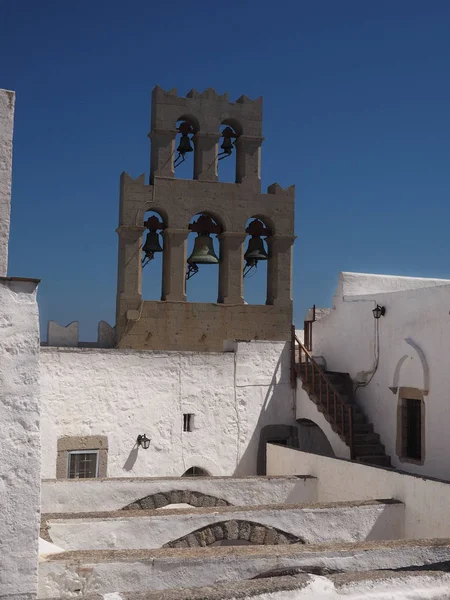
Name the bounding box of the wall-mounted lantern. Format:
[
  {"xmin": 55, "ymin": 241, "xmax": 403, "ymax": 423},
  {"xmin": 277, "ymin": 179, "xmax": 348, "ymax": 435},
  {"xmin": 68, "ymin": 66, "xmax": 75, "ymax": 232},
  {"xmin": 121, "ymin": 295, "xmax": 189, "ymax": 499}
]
[
  {"xmin": 137, "ymin": 434, "xmax": 151, "ymax": 449},
  {"xmin": 372, "ymin": 305, "xmax": 386, "ymax": 319}
]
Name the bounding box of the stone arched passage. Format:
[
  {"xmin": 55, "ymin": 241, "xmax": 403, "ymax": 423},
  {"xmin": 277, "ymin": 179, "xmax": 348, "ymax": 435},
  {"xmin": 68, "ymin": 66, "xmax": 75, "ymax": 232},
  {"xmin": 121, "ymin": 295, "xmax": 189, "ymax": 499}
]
[
  {"xmin": 163, "ymin": 520, "xmax": 304, "ymax": 548},
  {"xmin": 121, "ymin": 490, "xmax": 231, "ymax": 510}
]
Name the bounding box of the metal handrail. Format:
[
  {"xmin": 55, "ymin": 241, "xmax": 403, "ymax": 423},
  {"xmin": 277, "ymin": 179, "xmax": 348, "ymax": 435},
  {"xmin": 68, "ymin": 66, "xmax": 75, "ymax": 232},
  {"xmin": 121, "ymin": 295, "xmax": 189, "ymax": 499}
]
[{"xmin": 292, "ymin": 330, "xmax": 353, "ymax": 456}]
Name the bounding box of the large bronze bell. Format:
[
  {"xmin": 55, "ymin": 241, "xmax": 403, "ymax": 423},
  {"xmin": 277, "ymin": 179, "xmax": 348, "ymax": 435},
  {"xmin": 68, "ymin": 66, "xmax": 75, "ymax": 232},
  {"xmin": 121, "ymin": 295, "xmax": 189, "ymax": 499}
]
[
  {"xmin": 244, "ymin": 236, "xmax": 268, "ymax": 265},
  {"xmin": 177, "ymin": 134, "xmax": 194, "ymax": 155},
  {"xmin": 187, "ymin": 233, "xmax": 219, "ymax": 265}
]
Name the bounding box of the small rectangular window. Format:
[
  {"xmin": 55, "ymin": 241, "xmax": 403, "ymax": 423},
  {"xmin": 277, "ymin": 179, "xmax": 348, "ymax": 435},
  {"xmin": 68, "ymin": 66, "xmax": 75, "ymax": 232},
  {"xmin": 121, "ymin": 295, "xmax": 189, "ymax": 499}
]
[
  {"xmin": 183, "ymin": 414, "xmax": 194, "ymax": 432},
  {"xmin": 67, "ymin": 451, "xmax": 99, "ymax": 479},
  {"xmin": 402, "ymin": 398, "xmax": 422, "ymax": 460}
]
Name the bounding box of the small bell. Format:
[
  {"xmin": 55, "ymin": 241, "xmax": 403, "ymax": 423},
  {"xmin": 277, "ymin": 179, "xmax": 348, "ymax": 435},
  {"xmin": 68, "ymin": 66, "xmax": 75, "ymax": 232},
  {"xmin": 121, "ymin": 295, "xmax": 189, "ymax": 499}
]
[
  {"xmin": 177, "ymin": 134, "xmax": 194, "ymax": 155},
  {"xmin": 220, "ymin": 137, "xmax": 233, "ymax": 154},
  {"xmin": 187, "ymin": 233, "xmax": 219, "ymax": 265}
]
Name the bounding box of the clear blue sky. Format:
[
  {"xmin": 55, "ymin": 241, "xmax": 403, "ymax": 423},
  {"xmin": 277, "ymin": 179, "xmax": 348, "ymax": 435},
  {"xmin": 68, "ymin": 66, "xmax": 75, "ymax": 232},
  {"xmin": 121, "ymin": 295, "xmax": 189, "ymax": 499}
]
[{"xmin": 2, "ymin": 1, "xmax": 450, "ymax": 340}]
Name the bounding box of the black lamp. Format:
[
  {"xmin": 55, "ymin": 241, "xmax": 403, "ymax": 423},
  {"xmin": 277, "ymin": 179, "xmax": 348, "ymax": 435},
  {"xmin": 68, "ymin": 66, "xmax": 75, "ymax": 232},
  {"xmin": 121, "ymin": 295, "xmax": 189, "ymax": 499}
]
[
  {"xmin": 137, "ymin": 434, "xmax": 151, "ymax": 449},
  {"xmin": 372, "ymin": 305, "xmax": 386, "ymax": 319}
]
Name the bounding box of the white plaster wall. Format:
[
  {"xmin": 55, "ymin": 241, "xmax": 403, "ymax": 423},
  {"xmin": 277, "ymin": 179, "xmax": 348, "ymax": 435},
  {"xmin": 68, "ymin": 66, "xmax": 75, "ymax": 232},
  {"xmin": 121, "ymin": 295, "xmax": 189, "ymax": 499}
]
[
  {"xmin": 0, "ymin": 90, "xmax": 14, "ymax": 277},
  {"xmin": 45, "ymin": 501, "xmax": 403, "ymax": 550},
  {"xmin": 41, "ymin": 476, "xmax": 316, "ymax": 513},
  {"xmin": 38, "ymin": 542, "xmax": 450, "ymax": 597},
  {"xmin": 0, "ymin": 278, "xmax": 41, "ymax": 599},
  {"xmin": 267, "ymin": 445, "xmax": 450, "ymax": 540},
  {"xmin": 310, "ymin": 272, "xmax": 450, "ymax": 480},
  {"xmin": 296, "ymin": 388, "xmax": 351, "ymax": 459},
  {"xmin": 39, "ymin": 341, "xmax": 294, "ymax": 478}
]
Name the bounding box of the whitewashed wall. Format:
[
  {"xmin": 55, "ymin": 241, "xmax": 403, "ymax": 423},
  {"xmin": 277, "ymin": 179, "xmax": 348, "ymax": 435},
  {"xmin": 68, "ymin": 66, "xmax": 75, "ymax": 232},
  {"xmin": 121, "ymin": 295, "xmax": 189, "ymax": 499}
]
[
  {"xmin": 41, "ymin": 476, "xmax": 316, "ymax": 513},
  {"xmin": 267, "ymin": 444, "xmax": 450, "ymax": 540},
  {"xmin": 0, "ymin": 277, "xmax": 41, "ymax": 599},
  {"xmin": 40, "ymin": 341, "xmax": 294, "ymax": 478},
  {"xmin": 0, "ymin": 89, "xmax": 14, "ymax": 276},
  {"xmin": 45, "ymin": 500, "xmax": 403, "ymax": 550},
  {"xmin": 309, "ymin": 272, "xmax": 450, "ymax": 480}
]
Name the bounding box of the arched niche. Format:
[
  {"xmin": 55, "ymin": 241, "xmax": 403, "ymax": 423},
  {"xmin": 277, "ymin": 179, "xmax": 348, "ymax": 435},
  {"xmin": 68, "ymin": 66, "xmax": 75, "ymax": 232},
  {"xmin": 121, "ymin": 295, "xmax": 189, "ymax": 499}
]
[
  {"xmin": 174, "ymin": 116, "xmax": 199, "ymax": 180},
  {"xmin": 217, "ymin": 121, "xmax": 241, "ymax": 183},
  {"xmin": 243, "ymin": 216, "xmax": 272, "ymax": 305},
  {"xmin": 141, "ymin": 210, "xmax": 166, "ymax": 301},
  {"xmin": 182, "ymin": 466, "xmax": 210, "ymax": 477},
  {"xmin": 186, "ymin": 212, "xmax": 223, "ymax": 303}
]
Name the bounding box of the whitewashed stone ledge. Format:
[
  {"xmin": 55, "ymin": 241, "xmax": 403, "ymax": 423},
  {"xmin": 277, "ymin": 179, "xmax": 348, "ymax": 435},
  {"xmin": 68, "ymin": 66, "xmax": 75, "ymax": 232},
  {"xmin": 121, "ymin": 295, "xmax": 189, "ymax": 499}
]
[
  {"xmin": 42, "ymin": 499, "xmax": 404, "ymax": 550},
  {"xmin": 41, "ymin": 476, "xmax": 317, "ymax": 513},
  {"xmin": 38, "ymin": 538, "xmax": 450, "ymax": 598}
]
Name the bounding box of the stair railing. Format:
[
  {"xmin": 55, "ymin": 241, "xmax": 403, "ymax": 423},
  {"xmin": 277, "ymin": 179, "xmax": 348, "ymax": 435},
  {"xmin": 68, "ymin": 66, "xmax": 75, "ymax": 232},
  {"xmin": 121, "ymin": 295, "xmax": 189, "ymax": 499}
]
[{"xmin": 291, "ymin": 327, "xmax": 354, "ymax": 457}]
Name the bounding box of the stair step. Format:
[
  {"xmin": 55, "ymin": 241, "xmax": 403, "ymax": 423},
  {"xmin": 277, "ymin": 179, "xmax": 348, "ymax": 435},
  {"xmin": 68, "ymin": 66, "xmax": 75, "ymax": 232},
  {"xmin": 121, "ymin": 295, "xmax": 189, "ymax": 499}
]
[
  {"xmin": 353, "ymin": 432, "xmax": 380, "ymax": 444},
  {"xmin": 353, "ymin": 443, "xmax": 386, "ymax": 457},
  {"xmin": 352, "ymin": 423, "xmax": 374, "ymax": 434},
  {"xmin": 356, "ymin": 455, "xmax": 391, "ymax": 467}
]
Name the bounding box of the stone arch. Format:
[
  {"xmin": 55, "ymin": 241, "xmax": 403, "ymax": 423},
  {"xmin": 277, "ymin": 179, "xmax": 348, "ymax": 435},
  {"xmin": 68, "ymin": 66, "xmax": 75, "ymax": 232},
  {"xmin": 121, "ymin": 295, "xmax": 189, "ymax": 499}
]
[
  {"xmin": 182, "ymin": 466, "xmax": 210, "ymax": 477},
  {"xmin": 121, "ymin": 489, "xmax": 230, "ymax": 511},
  {"xmin": 163, "ymin": 520, "xmax": 304, "ymax": 548},
  {"xmin": 175, "ymin": 113, "xmax": 200, "ymax": 133},
  {"xmin": 390, "ymin": 338, "xmax": 429, "ymax": 395},
  {"xmin": 221, "ymin": 116, "xmax": 243, "ymax": 137}
]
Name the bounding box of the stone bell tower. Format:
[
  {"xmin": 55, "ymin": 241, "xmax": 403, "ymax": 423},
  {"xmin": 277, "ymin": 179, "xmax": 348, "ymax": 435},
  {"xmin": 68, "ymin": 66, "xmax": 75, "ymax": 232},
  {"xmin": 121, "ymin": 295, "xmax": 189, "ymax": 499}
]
[{"xmin": 115, "ymin": 86, "xmax": 295, "ymax": 352}]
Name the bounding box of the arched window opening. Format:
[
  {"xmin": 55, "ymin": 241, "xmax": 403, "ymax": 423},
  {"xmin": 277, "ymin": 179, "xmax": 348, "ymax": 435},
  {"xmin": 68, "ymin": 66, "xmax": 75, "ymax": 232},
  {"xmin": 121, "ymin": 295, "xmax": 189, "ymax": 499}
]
[
  {"xmin": 217, "ymin": 123, "xmax": 239, "ymax": 183},
  {"xmin": 182, "ymin": 466, "xmax": 210, "ymax": 477},
  {"xmin": 186, "ymin": 213, "xmax": 222, "ymax": 303},
  {"xmin": 141, "ymin": 210, "xmax": 165, "ymax": 301},
  {"xmin": 174, "ymin": 117, "xmax": 198, "ymax": 179},
  {"xmin": 243, "ymin": 218, "xmax": 271, "ymax": 305}
]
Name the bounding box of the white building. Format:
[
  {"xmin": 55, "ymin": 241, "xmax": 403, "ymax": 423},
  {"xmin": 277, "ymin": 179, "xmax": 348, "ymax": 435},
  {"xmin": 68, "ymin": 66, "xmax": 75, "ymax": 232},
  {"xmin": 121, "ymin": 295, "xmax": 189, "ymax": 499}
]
[{"xmin": 3, "ymin": 86, "xmax": 450, "ymax": 600}]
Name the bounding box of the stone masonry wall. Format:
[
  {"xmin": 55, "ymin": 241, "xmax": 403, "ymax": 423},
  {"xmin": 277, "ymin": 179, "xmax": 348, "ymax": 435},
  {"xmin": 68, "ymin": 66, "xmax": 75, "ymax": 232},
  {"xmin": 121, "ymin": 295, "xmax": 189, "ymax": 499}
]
[{"xmin": 0, "ymin": 277, "xmax": 41, "ymax": 600}]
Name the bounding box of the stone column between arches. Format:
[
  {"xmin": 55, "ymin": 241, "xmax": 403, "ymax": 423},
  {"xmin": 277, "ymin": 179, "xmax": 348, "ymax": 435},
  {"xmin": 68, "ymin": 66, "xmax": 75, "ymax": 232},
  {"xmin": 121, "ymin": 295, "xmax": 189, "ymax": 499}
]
[
  {"xmin": 194, "ymin": 132, "xmax": 219, "ymax": 182},
  {"xmin": 267, "ymin": 235, "xmax": 296, "ymax": 307},
  {"xmin": 218, "ymin": 232, "xmax": 247, "ymax": 304},
  {"xmin": 162, "ymin": 228, "xmax": 189, "ymax": 301}
]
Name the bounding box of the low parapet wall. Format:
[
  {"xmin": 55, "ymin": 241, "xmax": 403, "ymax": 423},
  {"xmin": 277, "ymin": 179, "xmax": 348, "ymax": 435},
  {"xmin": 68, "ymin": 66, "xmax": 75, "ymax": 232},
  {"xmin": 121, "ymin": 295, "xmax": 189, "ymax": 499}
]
[
  {"xmin": 266, "ymin": 444, "xmax": 450, "ymax": 540},
  {"xmin": 38, "ymin": 538, "xmax": 450, "ymax": 598},
  {"xmin": 42, "ymin": 499, "xmax": 403, "ymax": 551},
  {"xmin": 41, "ymin": 475, "xmax": 316, "ymax": 513}
]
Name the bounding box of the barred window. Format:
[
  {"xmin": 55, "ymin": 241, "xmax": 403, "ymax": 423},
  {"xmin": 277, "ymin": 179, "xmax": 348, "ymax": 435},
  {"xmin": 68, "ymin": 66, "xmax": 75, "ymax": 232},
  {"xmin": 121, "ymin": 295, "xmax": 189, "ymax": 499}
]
[{"xmin": 67, "ymin": 451, "xmax": 99, "ymax": 479}]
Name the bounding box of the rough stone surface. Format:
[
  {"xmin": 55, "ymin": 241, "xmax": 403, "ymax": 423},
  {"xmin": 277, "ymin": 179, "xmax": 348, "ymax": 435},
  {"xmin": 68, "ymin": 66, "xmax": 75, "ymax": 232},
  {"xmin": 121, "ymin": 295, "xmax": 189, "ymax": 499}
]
[
  {"xmin": 0, "ymin": 89, "xmax": 14, "ymax": 276},
  {"xmin": 0, "ymin": 277, "xmax": 41, "ymax": 598}
]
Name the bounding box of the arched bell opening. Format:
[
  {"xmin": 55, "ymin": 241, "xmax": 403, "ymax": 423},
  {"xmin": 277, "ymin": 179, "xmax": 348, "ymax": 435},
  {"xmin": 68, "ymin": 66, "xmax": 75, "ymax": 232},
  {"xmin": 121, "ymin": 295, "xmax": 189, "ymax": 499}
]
[
  {"xmin": 243, "ymin": 217, "xmax": 271, "ymax": 305},
  {"xmin": 141, "ymin": 210, "xmax": 165, "ymax": 301},
  {"xmin": 174, "ymin": 116, "xmax": 199, "ymax": 179},
  {"xmin": 217, "ymin": 122, "xmax": 240, "ymax": 183},
  {"xmin": 186, "ymin": 212, "xmax": 223, "ymax": 303}
]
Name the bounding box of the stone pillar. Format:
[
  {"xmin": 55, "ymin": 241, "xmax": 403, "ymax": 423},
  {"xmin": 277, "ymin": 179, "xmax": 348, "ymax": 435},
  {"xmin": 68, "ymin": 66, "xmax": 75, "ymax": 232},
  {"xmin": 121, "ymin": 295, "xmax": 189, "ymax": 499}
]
[
  {"xmin": 116, "ymin": 226, "xmax": 144, "ymax": 338},
  {"xmin": 218, "ymin": 232, "xmax": 247, "ymax": 304},
  {"xmin": 149, "ymin": 129, "xmax": 176, "ymax": 181},
  {"xmin": 266, "ymin": 235, "xmax": 296, "ymax": 307},
  {"xmin": 235, "ymin": 136, "xmax": 263, "ymax": 188},
  {"xmin": 194, "ymin": 132, "xmax": 219, "ymax": 181},
  {"xmin": 162, "ymin": 228, "xmax": 189, "ymax": 301},
  {"xmin": 0, "ymin": 90, "xmax": 15, "ymax": 277}
]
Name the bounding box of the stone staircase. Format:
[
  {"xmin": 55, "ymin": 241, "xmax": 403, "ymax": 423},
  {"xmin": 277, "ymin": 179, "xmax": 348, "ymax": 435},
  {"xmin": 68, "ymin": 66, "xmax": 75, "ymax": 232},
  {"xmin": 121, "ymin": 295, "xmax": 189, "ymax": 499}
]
[{"xmin": 292, "ymin": 331, "xmax": 392, "ymax": 467}]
